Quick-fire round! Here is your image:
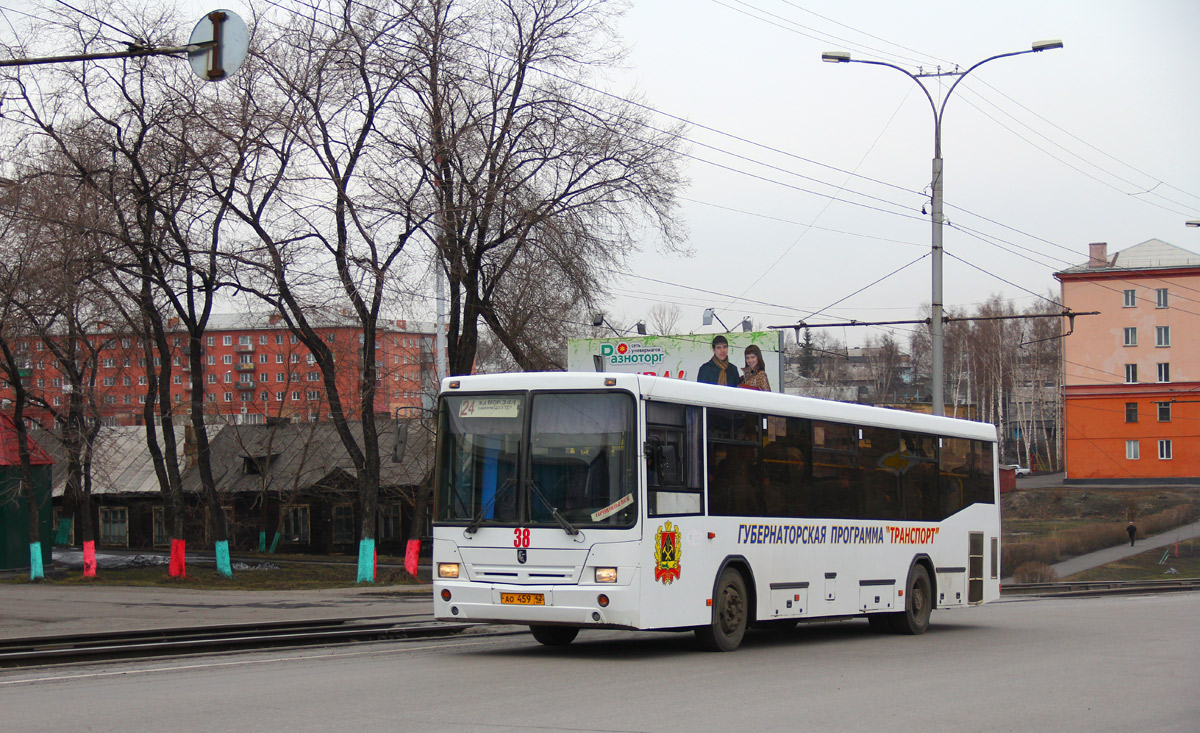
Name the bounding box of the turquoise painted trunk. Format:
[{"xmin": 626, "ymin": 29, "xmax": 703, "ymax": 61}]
[{"xmin": 357, "ymin": 538, "xmax": 376, "ymax": 583}]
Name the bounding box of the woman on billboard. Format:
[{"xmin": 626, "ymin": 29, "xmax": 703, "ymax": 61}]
[{"xmin": 738, "ymin": 344, "xmax": 771, "ymax": 391}]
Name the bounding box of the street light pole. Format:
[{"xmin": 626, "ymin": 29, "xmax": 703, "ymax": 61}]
[{"xmin": 823, "ymin": 41, "xmax": 1062, "ymax": 416}]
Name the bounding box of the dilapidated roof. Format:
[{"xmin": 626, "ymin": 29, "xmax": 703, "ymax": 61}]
[
  {"xmin": 180, "ymin": 420, "xmax": 433, "ymax": 498},
  {"xmin": 33, "ymin": 425, "xmax": 189, "ymax": 497}
]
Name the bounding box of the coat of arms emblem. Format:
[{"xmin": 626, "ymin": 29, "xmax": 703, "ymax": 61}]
[{"xmin": 654, "ymin": 521, "xmax": 682, "ymax": 584}]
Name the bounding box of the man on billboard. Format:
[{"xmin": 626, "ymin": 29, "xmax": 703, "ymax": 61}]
[{"xmin": 697, "ymin": 334, "xmax": 741, "ymax": 387}]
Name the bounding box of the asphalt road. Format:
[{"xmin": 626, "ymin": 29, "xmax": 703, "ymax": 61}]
[{"xmin": 2, "ymin": 593, "xmax": 1197, "ymax": 732}]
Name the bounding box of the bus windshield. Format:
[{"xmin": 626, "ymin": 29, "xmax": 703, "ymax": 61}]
[{"xmin": 435, "ymin": 391, "xmax": 637, "ymax": 528}]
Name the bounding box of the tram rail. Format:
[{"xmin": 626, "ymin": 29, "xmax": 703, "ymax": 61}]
[{"xmin": 0, "ymin": 615, "xmax": 476, "ymax": 668}]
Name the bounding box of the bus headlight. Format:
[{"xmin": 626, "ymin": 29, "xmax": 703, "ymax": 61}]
[
  {"xmin": 594, "ymin": 567, "xmax": 618, "ymax": 583},
  {"xmin": 438, "ymin": 563, "xmax": 460, "ymax": 579}
]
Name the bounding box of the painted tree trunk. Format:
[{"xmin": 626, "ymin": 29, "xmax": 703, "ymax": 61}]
[
  {"xmin": 83, "ymin": 540, "xmax": 97, "ymax": 578},
  {"xmin": 215, "ymin": 540, "xmax": 233, "ymax": 578},
  {"xmin": 169, "ymin": 538, "xmax": 187, "ymax": 578},
  {"xmin": 357, "ymin": 538, "xmax": 376, "ymax": 583},
  {"xmin": 29, "ymin": 542, "xmax": 43, "ymax": 581},
  {"xmin": 405, "ymin": 538, "xmax": 420, "ymax": 578}
]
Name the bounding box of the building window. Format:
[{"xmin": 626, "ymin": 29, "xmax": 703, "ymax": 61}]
[
  {"xmin": 332, "ymin": 504, "xmax": 355, "ymax": 545},
  {"xmin": 1124, "ymin": 364, "xmax": 1137, "ymax": 384},
  {"xmin": 103, "ymin": 377, "xmax": 115, "ymax": 387},
  {"xmin": 1122, "ymin": 327, "xmax": 1137, "ymax": 347},
  {"xmin": 259, "ymin": 354, "xmax": 268, "ymax": 364},
  {"xmin": 276, "ymin": 354, "xmax": 284, "ymax": 364},
  {"xmin": 173, "ymin": 375, "xmax": 182, "ymax": 384},
  {"xmin": 1158, "ymin": 402, "xmax": 1172, "ymax": 422},
  {"xmin": 259, "ymin": 334, "xmax": 269, "ymax": 345},
  {"xmin": 103, "ymin": 358, "xmax": 115, "ymax": 368},
  {"xmin": 206, "ymin": 336, "xmax": 215, "ymax": 346},
  {"xmin": 1122, "ymin": 289, "xmax": 1136, "ymax": 307},
  {"xmin": 223, "ymin": 354, "xmax": 233, "ymax": 364},
  {"xmin": 290, "ymin": 334, "xmax": 298, "ymax": 344},
  {"xmin": 276, "ymin": 373, "xmax": 285, "ymax": 382},
  {"xmin": 123, "ymin": 377, "xmax": 131, "ymax": 386},
  {"xmin": 379, "ymin": 504, "xmax": 401, "ymax": 541},
  {"xmin": 224, "ymin": 392, "xmax": 233, "ymax": 402},
  {"xmin": 283, "ymin": 506, "xmax": 310, "ymax": 543},
  {"xmin": 261, "ymin": 391, "xmax": 270, "ymax": 401},
  {"xmin": 1155, "ymin": 288, "xmax": 1169, "ymax": 308},
  {"xmin": 123, "ymin": 395, "xmax": 132, "ymax": 405},
  {"xmin": 206, "ymin": 393, "xmax": 215, "ymax": 402},
  {"xmin": 276, "ymin": 334, "xmax": 284, "ymax": 345},
  {"xmin": 152, "ymin": 507, "xmax": 168, "ymax": 547},
  {"xmin": 224, "ymin": 373, "xmax": 232, "ymax": 383},
  {"xmin": 53, "ymin": 396, "xmax": 61, "ymax": 406},
  {"xmin": 240, "ymin": 354, "xmax": 253, "ymax": 364},
  {"xmin": 276, "ymin": 391, "xmax": 284, "ymax": 401},
  {"xmin": 1156, "ymin": 326, "xmax": 1170, "ymax": 347},
  {"xmin": 292, "ymin": 391, "xmax": 300, "ymax": 401},
  {"xmin": 240, "ymin": 392, "xmax": 252, "ymax": 402},
  {"xmin": 208, "ymin": 355, "xmax": 215, "ymax": 366},
  {"xmin": 208, "ymin": 374, "xmax": 217, "ymax": 384},
  {"xmin": 306, "ymin": 390, "xmax": 321, "ymax": 401},
  {"xmin": 1125, "ymin": 440, "xmax": 1140, "ymax": 460},
  {"xmin": 100, "ymin": 507, "xmax": 128, "ymax": 546},
  {"xmin": 1125, "ymin": 402, "xmax": 1138, "ymax": 423},
  {"xmin": 223, "ymin": 335, "xmax": 232, "ymax": 346},
  {"xmin": 1158, "ymin": 439, "xmax": 1172, "ymax": 460},
  {"xmin": 1157, "ymin": 363, "xmax": 1170, "ymax": 383}
]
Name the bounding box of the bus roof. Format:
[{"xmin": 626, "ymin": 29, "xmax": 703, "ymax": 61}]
[{"xmin": 440, "ymin": 372, "xmax": 997, "ymax": 443}]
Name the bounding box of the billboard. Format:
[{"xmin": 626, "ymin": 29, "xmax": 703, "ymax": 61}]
[{"xmin": 566, "ymin": 331, "xmax": 784, "ymax": 392}]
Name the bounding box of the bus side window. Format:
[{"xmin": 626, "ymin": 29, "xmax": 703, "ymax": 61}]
[
  {"xmin": 647, "ymin": 402, "xmax": 702, "ymax": 516},
  {"xmin": 900, "ymin": 432, "xmax": 940, "ymax": 521},
  {"xmin": 706, "ymin": 409, "xmax": 764, "ymax": 517},
  {"xmin": 858, "ymin": 427, "xmax": 902, "ymax": 520},
  {"xmin": 762, "ymin": 415, "xmax": 811, "ymax": 517},
  {"xmin": 811, "ymin": 421, "xmax": 858, "ymax": 519}
]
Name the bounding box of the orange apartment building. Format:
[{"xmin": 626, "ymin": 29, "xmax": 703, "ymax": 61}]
[
  {"xmin": 1055, "ymin": 239, "xmax": 1200, "ymax": 482},
  {"xmin": 1, "ymin": 312, "xmax": 442, "ymax": 428}
]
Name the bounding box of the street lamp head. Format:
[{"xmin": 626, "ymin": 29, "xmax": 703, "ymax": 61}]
[
  {"xmin": 1031, "ymin": 40, "xmax": 1063, "ymax": 52},
  {"xmin": 822, "ymin": 51, "xmax": 851, "ymax": 63}
]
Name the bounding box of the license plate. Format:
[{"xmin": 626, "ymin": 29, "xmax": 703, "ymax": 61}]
[{"xmin": 501, "ymin": 593, "xmax": 545, "ymax": 605}]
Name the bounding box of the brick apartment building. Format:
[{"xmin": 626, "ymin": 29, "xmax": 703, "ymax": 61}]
[
  {"xmin": 1055, "ymin": 239, "xmax": 1200, "ymax": 482},
  {"xmin": 1, "ymin": 312, "xmax": 443, "ymax": 428}
]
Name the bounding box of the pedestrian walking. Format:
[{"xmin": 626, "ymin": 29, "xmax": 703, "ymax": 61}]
[{"xmin": 1126, "ymin": 521, "xmax": 1137, "ymax": 547}]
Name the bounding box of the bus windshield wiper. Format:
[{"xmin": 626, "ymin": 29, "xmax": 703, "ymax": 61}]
[
  {"xmin": 465, "ymin": 476, "xmax": 517, "ymax": 535},
  {"xmin": 528, "ymin": 479, "xmax": 580, "ymax": 537}
]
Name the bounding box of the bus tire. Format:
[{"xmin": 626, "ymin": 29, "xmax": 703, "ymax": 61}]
[
  {"xmin": 529, "ymin": 625, "xmax": 579, "ymax": 646},
  {"xmin": 695, "ymin": 568, "xmax": 748, "ymax": 652},
  {"xmin": 893, "ymin": 564, "xmax": 933, "ymax": 635}
]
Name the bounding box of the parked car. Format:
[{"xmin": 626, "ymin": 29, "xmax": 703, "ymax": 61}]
[{"xmin": 1002, "ymin": 464, "xmax": 1031, "ymax": 476}]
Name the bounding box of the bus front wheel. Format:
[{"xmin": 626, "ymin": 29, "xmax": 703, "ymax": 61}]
[
  {"xmin": 530, "ymin": 625, "xmax": 579, "ymax": 646},
  {"xmin": 695, "ymin": 568, "xmax": 748, "ymax": 652}
]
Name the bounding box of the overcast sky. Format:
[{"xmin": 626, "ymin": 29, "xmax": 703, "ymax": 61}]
[
  {"xmin": 5, "ymin": 1, "xmax": 1198, "ymax": 347},
  {"xmin": 604, "ymin": 0, "xmax": 1200, "ymax": 344}
]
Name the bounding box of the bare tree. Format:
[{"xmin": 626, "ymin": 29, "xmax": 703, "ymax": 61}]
[
  {"xmin": 647, "ymin": 302, "xmax": 682, "ymax": 335},
  {"xmin": 414, "ymin": 0, "xmax": 687, "ymax": 375},
  {"xmin": 206, "ymin": 0, "xmax": 428, "ymax": 581},
  {"xmin": 2, "ymin": 0, "xmax": 239, "ymax": 577}
]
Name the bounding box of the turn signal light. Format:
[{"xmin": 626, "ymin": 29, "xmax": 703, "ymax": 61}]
[
  {"xmin": 597, "ymin": 594, "xmax": 610, "ymax": 607},
  {"xmin": 438, "ymin": 562, "xmax": 460, "ymax": 579},
  {"xmin": 441, "ymin": 589, "xmax": 452, "ymax": 601},
  {"xmin": 594, "ymin": 567, "xmax": 618, "ymax": 583}
]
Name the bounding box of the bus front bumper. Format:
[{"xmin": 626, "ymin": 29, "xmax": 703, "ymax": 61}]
[{"xmin": 433, "ymin": 581, "xmax": 640, "ymax": 628}]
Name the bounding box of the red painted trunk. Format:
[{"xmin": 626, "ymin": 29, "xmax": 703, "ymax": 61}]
[
  {"xmin": 169, "ymin": 539, "xmax": 187, "ymax": 578},
  {"xmin": 83, "ymin": 540, "xmax": 96, "ymax": 578}
]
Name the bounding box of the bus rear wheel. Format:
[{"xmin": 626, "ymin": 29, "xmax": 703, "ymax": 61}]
[
  {"xmin": 890, "ymin": 564, "xmax": 933, "ymax": 635},
  {"xmin": 695, "ymin": 568, "xmax": 748, "ymax": 652},
  {"xmin": 529, "ymin": 625, "xmax": 579, "ymax": 646}
]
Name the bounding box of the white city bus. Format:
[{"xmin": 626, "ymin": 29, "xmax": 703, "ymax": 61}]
[{"xmin": 432, "ymin": 373, "xmax": 999, "ymax": 651}]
